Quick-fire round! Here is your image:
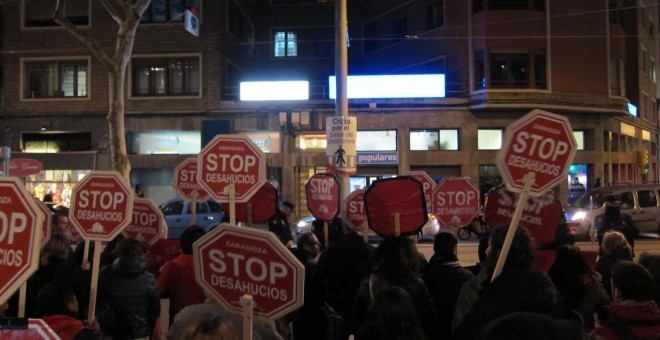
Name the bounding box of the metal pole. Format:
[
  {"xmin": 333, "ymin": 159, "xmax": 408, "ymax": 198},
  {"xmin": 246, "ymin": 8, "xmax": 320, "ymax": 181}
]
[
  {"xmin": 1, "ymin": 146, "xmax": 10, "ymax": 176},
  {"xmin": 335, "ymin": 0, "xmax": 349, "ymax": 201}
]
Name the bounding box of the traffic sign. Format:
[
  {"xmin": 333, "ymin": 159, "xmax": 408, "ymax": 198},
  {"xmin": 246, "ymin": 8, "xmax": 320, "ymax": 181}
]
[
  {"xmin": 174, "ymin": 157, "xmax": 210, "ymax": 201},
  {"xmin": 35, "ymin": 200, "xmax": 52, "ymax": 248},
  {"xmin": 193, "ymin": 225, "xmax": 305, "ymax": 320},
  {"xmin": 364, "ymin": 176, "xmax": 428, "ymax": 237},
  {"xmin": 70, "ymin": 171, "xmax": 135, "ymax": 242},
  {"xmin": 306, "ymin": 173, "xmax": 340, "ymax": 221},
  {"xmin": 235, "ymin": 182, "xmax": 279, "ymax": 223},
  {"xmin": 198, "ymin": 135, "xmax": 267, "ymax": 203},
  {"xmin": 0, "ymin": 177, "xmax": 45, "ymax": 305},
  {"xmin": 343, "ymin": 189, "xmax": 367, "ymax": 231},
  {"xmin": 123, "ymin": 198, "xmax": 167, "ymax": 248},
  {"xmin": 483, "ymin": 185, "xmax": 563, "ymax": 249},
  {"xmin": 496, "ymin": 109, "xmax": 577, "ymax": 196},
  {"xmin": 432, "ymin": 177, "xmax": 480, "ymax": 227},
  {"xmin": 326, "ymin": 116, "xmax": 357, "ymax": 175},
  {"xmin": 406, "ymin": 171, "xmax": 435, "ymax": 213}
]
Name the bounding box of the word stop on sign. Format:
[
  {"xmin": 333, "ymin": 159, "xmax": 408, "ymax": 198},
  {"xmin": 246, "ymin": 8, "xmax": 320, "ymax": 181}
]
[
  {"xmin": 78, "ymin": 190, "xmax": 125, "ymax": 210},
  {"xmin": 205, "ymin": 154, "xmax": 257, "ymax": 172},
  {"xmin": 513, "ymin": 132, "xmax": 569, "ymax": 161}
]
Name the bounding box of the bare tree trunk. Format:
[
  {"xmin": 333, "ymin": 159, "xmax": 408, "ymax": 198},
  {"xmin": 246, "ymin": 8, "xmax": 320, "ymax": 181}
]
[{"xmin": 54, "ymin": 0, "xmax": 150, "ymax": 181}]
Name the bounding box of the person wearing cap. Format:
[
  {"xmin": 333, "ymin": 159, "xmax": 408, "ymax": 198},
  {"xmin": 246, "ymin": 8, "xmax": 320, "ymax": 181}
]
[{"xmin": 268, "ymin": 200, "xmax": 295, "ymax": 248}]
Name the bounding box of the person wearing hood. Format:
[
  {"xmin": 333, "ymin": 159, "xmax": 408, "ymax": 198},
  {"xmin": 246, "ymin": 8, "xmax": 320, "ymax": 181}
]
[
  {"xmin": 454, "ymin": 224, "xmax": 560, "ymax": 340},
  {"xmin": 97, "ymin": 238, "xmax": 160, "ymax": 340}
]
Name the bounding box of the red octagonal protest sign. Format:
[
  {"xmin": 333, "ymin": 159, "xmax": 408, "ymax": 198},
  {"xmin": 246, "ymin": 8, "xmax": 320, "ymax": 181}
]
[
  {"xmin": 343, "ymin": 189, "xmax": 367, "ymax": 231},
  {"xmin": 0, "ymin": 177, "xmax": 45, "ymax": 305},
  {"xmin": 235, "ymin": 182, "xmax": 279, "ymax": 224},
  {"xmin": 306, "ymin": 173, "xmax": 340, "ymax": 221},
  {"xmin": 496, "ymin": 109, "xmax": 576, "ymax": 197},
  {"xmin": 484, "ymin": 185, "xmax": 563, "ymax": 249},
  {"xmin": 364, "ymin": 176, "xmax": 428, "ymax": 237},
  {"xmin": 194, "ymin": 225, "xmax": 305, "ymax": 320},
  {"xmin": 432, "ymin": 177, "xmax": 480, "ymax": 228},
  {"xmin": 70, "ymin": 171, "xmax": 135, "ymax": 242},
  {"xmin": 198, "ymin": 135, "xmax": 267, "ymax": 203},
  {"xmin": 406, "ymin": 171, "xmax": 435, "ymax": 213},
  {"xmin": 123, "ymin": 198, "xmax": 168, "ymax": 248},
  {"xmin": 174, "ymin": 157, "xmax": 210, "ymax": 202}
]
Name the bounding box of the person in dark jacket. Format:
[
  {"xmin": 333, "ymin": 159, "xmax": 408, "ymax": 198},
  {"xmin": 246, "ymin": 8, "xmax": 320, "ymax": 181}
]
[
  {"xmin": 97, "ymin": 238, "xmax": 160, "ymax": 340},
  {"xmin": 354, "ymin": 236, "xmax": 439, "ymax": 339},
  {"xmin": 355, "ymin": 285, "xmax": 427, "ymax": 340},
  {"xmin": 268, "ymin": 201, "xmax": 294, "ymax": 247},
  {"xmin": 422, "ymin": 232, "xmax": 474, "ymax": 338},
  {"xmin": 37, "ymin": 280, "xmax": 109, "ymax": 340},
  {"xmin": 455, "ymin": 224, "xmax": 559, "ymax": 340}
]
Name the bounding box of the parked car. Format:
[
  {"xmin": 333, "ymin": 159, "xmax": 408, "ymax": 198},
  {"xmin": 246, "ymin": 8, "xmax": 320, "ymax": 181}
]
[
  {"xmin": 158, "ymin": 197, "xmax": 225, "ymax": 239},
  {"xmin": 564, "ymin": 183, "xmax": 660, "ymax": 240},
  {"xmin": 296, "ymin": 213, "xmax": 443, "ymax": 242}
]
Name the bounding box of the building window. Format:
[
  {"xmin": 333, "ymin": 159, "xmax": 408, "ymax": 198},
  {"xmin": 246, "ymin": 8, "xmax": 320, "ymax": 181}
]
[
  {"xmin": 473, "ymin": 0, "xmax": 544, "ymax": 12},
  {"xmin": 24, "ymin": 0, "xmax": 89, "ymax": 27},
  {"xmin": 641, "ymin": 45, "xmax": 648, "ymax": 73},
  {"xmin": 573, "ymin": 131, "xmax": 585, "ymax": 150},
  {"xmin": 475, "ymin": 52, "xmax": 546, "ymax": 89},
  {"xmin": 411, "ymin": 129, "xmax": 459, "ymax": 151},
  {"xmin": 426, "ymin": 1, "xmax": 444, "ymax": 30},
  {"xmin": 24, "ymin": 59, "xmax": 88, "ymax": 99},
  {"xmin": 357, "ymin": 130, "xmax": 397, "ymax": 151},
  {"xmin": 610, "ymin": 58, "xmax": 625, "ymax": 96},
  {"xmin": 141, "ymin": 0, "xmax": 199, "ymax": 23},
  {"xmin": 608, "ymin": 0, "xmax": 624, "ymax": 26},
  {"xmin": 274, "ymin": 31, "xmax": 298, "ymax": 58},
  {"xmin": 651, "ymin": 58, "xmax": 656, "ymax": 83},
  {"xmin": 477, "ymin": 129, "xmax": 502, "ymax": 150},
  {"xmin": 132, "ymin": 56, "xmax": 200, "ymax": 96}
]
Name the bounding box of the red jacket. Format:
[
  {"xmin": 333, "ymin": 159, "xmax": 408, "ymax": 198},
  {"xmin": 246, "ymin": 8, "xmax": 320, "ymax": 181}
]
[
  {"xmin": 43, "ymin": 314, "xmax": 86, "ymax": 340},
  {"xmin": 593, "ymin": 301, "xmax": 660, "ymax": 339},
  {"xmin": 158, "ymin": 254, "xmax": 206, "ymax": 318}
]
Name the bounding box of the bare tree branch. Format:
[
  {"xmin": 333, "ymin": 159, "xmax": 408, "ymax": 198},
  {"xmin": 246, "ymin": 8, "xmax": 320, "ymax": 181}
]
[
  {"xmin": 100, "ymin": 0, "xmax": 124, "ymax": 26},
  {"xmin": 53, "ymin": 0, "xmax": 115, "ymax": 71}
]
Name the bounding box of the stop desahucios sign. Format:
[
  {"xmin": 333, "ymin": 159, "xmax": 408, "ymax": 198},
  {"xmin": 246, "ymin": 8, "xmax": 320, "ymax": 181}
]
[
  {"xmin": 198, "ymin": 135, "xmax": 267, "ymax": 203},
  {"xmin": 193, "ymin": 225, "xmax": 305, "ymax": 320},
  {"xmin": 0, "ymin": 177, "xmax": 45, "ymax": 304},
  {"xmin": 70, "ymin": 171, "xmax": 135, "ymax": 242},
  {"xmin": 496, "ymin": 109, "xmax": 576, "ymax": 196},
  {"xmin": 432, "ymin": 177, "xmax": 480, "ymax": 227}
]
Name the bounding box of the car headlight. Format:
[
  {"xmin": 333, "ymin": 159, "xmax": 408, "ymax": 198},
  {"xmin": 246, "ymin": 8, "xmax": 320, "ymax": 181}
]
[{"xmin": 571, "ymin": 211, "xmax": 586, "ymax": 222}]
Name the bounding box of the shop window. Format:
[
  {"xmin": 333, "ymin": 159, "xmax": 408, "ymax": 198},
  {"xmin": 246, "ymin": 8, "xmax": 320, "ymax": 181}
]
[
  {"xmin": 141, "ymin": 0, "xmax": 199, "ymax": 23},
  {"xmin": 477, "ymin": 129, "xmax": 502, "ymax": 150},
  {"xmin": 24, "ymin": 0, "xmax": 89, "ymax": 27},
  {"xmin": 426, "ymin": 1, "xmax": 444, "ymax": 30},
  {"xmin": 23, "ymin": 59, "xmax": 88, "ymax": 99},
  {"xmin": 274, "ymin": 31, "xmax": 298, "ymax": 58},
  {"xmin": 23, "ymin": 132, "xmax": 92, "ymax": 153},
  {"xmin": 131, "ymin": 56, "xmax": 200, "ymax": 96},
  {"xmin": 410, "ymin": 129, "xmax": 458, "ymax": 150},
  {"xmin": 357, "ymin": 130, "xmax": 397, "ymax": 151},
  {"xmin": 128, "ymin": 131, "xmax": 201, "ymax": 155}
]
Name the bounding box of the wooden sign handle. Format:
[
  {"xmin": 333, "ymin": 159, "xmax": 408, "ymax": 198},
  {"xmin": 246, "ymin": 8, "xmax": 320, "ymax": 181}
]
[
  {"xmin": 191, "ymin": 190, "xmax": 198, "ymax": 224},
  {"xmin": 18, "ymin": 282, "xmax": 26, "ymax": 317},
  {"xmin": 229, "ymin": 183, "xmax": 236, "ymax": 226},
  {"xmin": 88, "ymin": 240, "xmax": 102, "ymax": 325},
  {"xmin": 394, "ymin": 213, "xmax": 400, "ymax": 237},
  {"xmin": 491, "ymin": 172, "xmax": 535, "ymax": 282},
  {"xmin": 323, "ymin": 221, "xmax": 329, "ymax": 248},
  {"xmin": 240, "ymin": 294, "xmax": 255, "ymax": 340}
]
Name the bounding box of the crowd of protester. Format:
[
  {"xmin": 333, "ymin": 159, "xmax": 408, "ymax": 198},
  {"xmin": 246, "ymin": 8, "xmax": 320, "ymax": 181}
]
[{"xmin": 2, "ymin": 202, "xmax": 660, "ymax": 340}]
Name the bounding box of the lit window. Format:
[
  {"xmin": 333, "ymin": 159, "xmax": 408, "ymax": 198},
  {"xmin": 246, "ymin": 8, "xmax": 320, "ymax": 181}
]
[
  {"xmin": 477, "ymin": 129, "xmax": 502, "ymax": 150},
  {"xmin": 132, "ymin": 57, "xmax": 200, "ymax": 96},
  {"xmin": 141, "ymin": 0, "xmax": 200, "ymax": 23},
  {"xmin": 411, "ymin": 129, "xmax": 459, "ymax": 150},
  {"xmin": 357, "ymin": 130, "xmax": 397, "ymax": 151},
  {"xmin": 573, "ymin": 131, "xmax": 585, "ymax": 150},
  {"xmin": 274, "ymin": 31, "xmax": 298, "ymax": 58},
  {"xmin": 24, "ymin": 59, "xmax": 88, "ymax": 99}
]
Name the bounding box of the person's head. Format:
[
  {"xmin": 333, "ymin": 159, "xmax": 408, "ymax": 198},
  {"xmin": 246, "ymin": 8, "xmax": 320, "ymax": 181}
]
[
  {"xmin": 374, "ymin": 236, "xmax": 419, "ymax": 283},
  {"xmin": 601, "ymin": 231, "xmax": 631, "ymax": 256},
  {"xmin": 112, "ymin": 237, "xmax": 144, "ymax": 258},
  {"xmin": 611, "ymin": 261, "xmax": 654, "ymax": 302},
  {"xmin": 296, "ymin": 232, "xmax": 321, "ymax": 258},
  {"xmin": 477, "ymin": 230, "xmax": 491, "ymax": 263},
  {"xmin": 572, "ymin": 177, "xmax": 579, "ymax": 183},
  {"xmin": 487, "ymin": 224, "xmax": 535, "ymax": 275},
  {"xmin": 41, "ymin": 232, "xmax": 72, "ymax": 265},
  {"xmin": 638, "ymin": 252, "xmax": 660, "ymax": 281},
  {"xmin": 359, "ymin": 285, "xmax": 426, "ymax": 340},
  {"xmin": 180, "ymin": 225, "xmax": 206, "ymax": 255},
  {"xmin": 182, "ymin": 313, "xmax": 239, "ymax": 340},
  {"xmin": 52, "ymin": 213, "xmax": 70, "ymax": 234},
  {"xmin": 280, "ymin": 201, "xmax": 294, "ymax": 216},
  {"xmin": 548, "ymin": 245, "xmax": 592, "ymax": 299},
  {"xmin": 36, "ymin": 280, "xmax": 78, "ymax": 317},
  {"xmin": 433, "ymin": 232, "xmax": 458, "ymax": 256}
]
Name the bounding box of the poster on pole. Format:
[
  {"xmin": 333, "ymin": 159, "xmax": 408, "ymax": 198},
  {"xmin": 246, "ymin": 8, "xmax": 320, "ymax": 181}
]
[{"xmin": 326, "ymin": 116, "xmax": 357, "ymax": 175}]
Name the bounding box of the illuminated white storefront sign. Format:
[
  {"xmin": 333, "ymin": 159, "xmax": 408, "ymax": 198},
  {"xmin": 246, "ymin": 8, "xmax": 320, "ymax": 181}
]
[
  {"xmin": 240, "ymin": 81, "xmax": 309, "ymax": 101},
  {"xmin": 329, "ymin": 74, "xmax": 445, "ymax": 99}
]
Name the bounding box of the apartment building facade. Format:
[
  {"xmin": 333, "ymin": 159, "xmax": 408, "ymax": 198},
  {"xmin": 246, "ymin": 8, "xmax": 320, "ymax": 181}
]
[{"xmin": 0, "ymin": 0, "xmax": 657, "ymax": 219}]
